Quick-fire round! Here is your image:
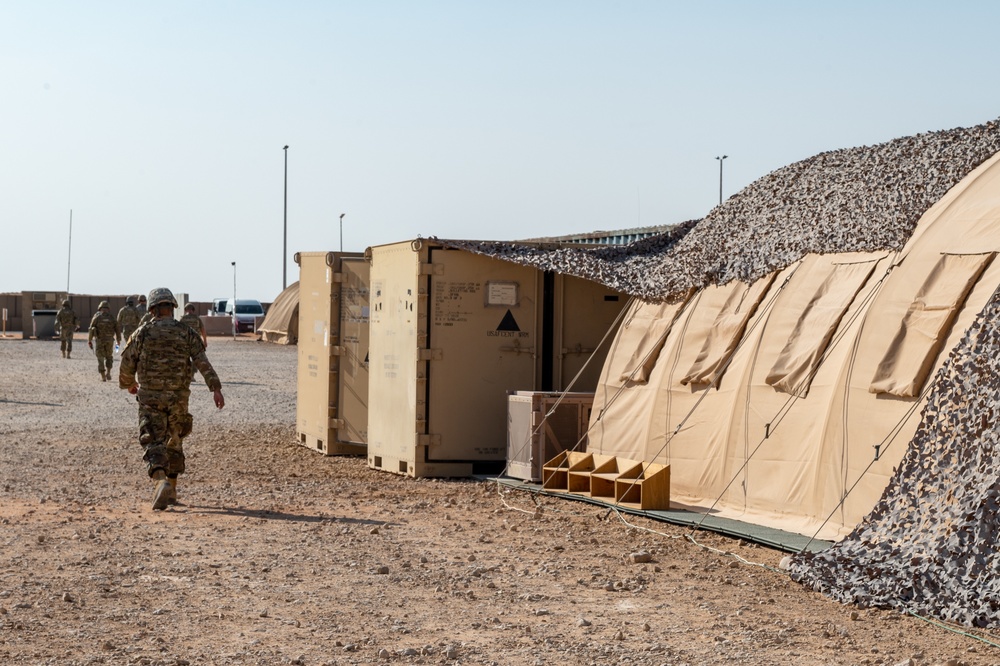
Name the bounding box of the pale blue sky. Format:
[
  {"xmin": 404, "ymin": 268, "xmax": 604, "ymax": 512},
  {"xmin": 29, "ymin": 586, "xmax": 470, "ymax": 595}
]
[{"xmin": 3, "ymin": 1, "xmax": 1000, "ymax": 302}]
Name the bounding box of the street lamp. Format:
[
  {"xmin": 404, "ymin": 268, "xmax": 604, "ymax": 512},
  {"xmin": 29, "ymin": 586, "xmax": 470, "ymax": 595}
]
[
  {"xmin": 231, "ymin": 261, "xmax": 237, "ymax": 339},
  {"xmin": 715, "ymin": 155, "xmax": 728, "ymax": 206},
  {"xmin": 339, "ymin": 213, "xmax": 345, "ymax": 252},
  {"xmin": 283, "ymin": 145, "xmax": 289, "ymax": 290}
]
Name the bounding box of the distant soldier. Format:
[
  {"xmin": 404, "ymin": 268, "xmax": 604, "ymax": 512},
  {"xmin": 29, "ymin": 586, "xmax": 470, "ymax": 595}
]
[
  {"xmin": 179, "ymin": 303, "xmax": 208, "ymax": 348},
  {"xmin": 136, "ymin": 294, "xmax": 147, "ymax": 317},
  {"xmin": 117, "ymin": 296, "xmax": 142, "ymax": 343},
  {"xmin": 87, "ymin": 301, "xmax": 122, "ymax": 381},
  {"xmin": 55, "ymin": 300, "xmax": 79, "ymax": 359},
  {"xmin": 119, "ymin": 288, "xmax": 225, "ymax": 510}
]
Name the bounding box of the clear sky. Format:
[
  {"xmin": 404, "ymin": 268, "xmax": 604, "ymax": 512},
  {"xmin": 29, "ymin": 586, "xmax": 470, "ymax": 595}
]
[{"xmin": 4, "ymin": 1, "xmax": 1000, "ymax": 303}]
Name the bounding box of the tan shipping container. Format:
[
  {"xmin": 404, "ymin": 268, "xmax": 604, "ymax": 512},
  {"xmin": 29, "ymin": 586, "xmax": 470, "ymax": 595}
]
[
  {"xmin": 367, "ymin": 239, "xmax": 626, "ymax": 478},
  {"xmin": 295, "ymin": 251, "xmax": 370, "ymax": 455}
]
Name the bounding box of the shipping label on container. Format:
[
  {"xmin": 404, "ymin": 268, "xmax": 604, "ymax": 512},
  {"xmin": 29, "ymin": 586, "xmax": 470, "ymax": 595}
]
[
  {"xmin": 433, "ymin": 280, "xmax": 480, "ymax": 327},
  {"xmin": 487, "ymin": 281, "xmax": 518, "ymax": 306}
]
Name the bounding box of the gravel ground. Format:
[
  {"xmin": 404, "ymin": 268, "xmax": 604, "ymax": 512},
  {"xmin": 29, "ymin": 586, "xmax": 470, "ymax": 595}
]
[{"xmin": 2, "ymin": 335, "xmax": 998, "ymax": 665}]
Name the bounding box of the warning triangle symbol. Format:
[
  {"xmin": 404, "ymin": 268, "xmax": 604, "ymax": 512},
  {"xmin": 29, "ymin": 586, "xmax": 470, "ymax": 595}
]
[{"xmin": 496, "ymin": 310, "xmax": 520, "ymax": 332}]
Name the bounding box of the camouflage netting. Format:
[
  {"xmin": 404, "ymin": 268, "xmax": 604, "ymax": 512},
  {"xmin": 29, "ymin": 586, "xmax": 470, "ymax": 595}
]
[
  {"xmin": 788, "ymin": 283, "xmax": 1000, "ymax": 628},
  {"xmin": 443, "ymin": 118, "xmax": 1000, "ymax": 302}
]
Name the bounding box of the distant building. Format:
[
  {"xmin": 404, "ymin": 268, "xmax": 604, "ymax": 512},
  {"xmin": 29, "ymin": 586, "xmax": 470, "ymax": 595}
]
[{"xmin": 520, "ymin": 224, "xmax": 676, "ymax": 246}]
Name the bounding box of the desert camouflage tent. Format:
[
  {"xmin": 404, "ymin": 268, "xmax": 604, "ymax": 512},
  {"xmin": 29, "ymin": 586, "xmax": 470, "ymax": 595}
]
[
  {"xmin": 257, "ymin": 281, "xmax": 298, "ymax": 345},
  {"xmin": 445, "ymin": 118, "xmax": 1000, "ymax": 625}
]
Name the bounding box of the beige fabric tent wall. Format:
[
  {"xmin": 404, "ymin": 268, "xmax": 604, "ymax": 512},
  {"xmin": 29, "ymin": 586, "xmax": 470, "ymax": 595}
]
[
  {"xmin": 587, "ymin": 151, "xmax": 1000, "ymax": 542},
  {"xmin": 257, "ymin": 281, "xmax": 299, "ymax": 344}
]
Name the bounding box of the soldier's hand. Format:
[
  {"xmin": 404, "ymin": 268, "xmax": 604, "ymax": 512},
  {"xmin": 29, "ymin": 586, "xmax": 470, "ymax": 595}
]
[
  {"xmin": 127, "ymin": 384, "xmax": 138, "ymax": 395},
  {"xmin": 213, "ymin": 389, "xmax": 225, "ymax": 410},
  {"xmin": 88, "ymin": 341, "xmax": 93, "ymax": 349}
]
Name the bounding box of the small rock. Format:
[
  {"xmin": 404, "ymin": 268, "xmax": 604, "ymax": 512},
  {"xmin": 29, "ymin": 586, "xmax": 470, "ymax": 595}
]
[
  {"xmin": 376, "ymin": 566, "xmax": 389, "ymax": 575},
  {"xmin": 628, "ymin": 551, "xmax": 652, "ymax": 564},
  {"xmin": 377, "ymin": 648, "xmax": 390, "ymax": 659},
  {"xmin": 445, "ymin": 646, "xmax": 458, "ymax": 659},
  {"xmin": 534, "ymin": 609, "xmax": 550, "ymax": 616},
  {"xmin": 613, "ymin": 629, "xmax": 625, "ymax": 641},
  {"xmin": 369, "ymin": 527, "xmax": 380, "ymax": 535},
  {"xmin": 577, "ymin": 618, "xmax": 592, "ymax": 627}
]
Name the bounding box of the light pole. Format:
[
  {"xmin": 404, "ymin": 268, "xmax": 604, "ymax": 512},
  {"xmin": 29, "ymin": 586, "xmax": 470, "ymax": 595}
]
[
  {"xmin": 282, "ymin": 145, "xmax": 289, "ymax": 290},
  {"xmin": 231, "ymin": 261, "xmax": 237, "ymax": 339},
  {"xmin": 715, "ymin": 155, "xmax": 728, "ymax": 206},
  {"xmin": 339, "ymin": 213, "xmax": 345, "ymax": 253},
  {"xmin": 66, "ymin": 209, "xmax": 73, "ymax": 293}
]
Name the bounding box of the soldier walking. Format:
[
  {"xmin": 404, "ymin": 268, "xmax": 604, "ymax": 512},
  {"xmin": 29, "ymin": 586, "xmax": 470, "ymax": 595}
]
[
  {"xmin": 55, "ymin": 299, "xmax": 79, "ymax": 359},
  {"xmin": 87, "ymin": 301, "xmax": 121, "ymax": 381},
  {"xmin": 117, "ymin": 296, "xmax": 142, "ymax": 343},
  {"xmin": 179, "ymin": 303, "xmax": 208, "ymax": 347},
  {"xmin": 119, "ymin": 288, "xmax": 225, "ymax": 510}
]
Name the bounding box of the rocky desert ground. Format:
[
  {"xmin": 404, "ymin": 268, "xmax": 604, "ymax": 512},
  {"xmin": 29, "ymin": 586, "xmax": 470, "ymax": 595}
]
[{"xmin": 2, "ymin": 334, "xmax": 998, "ymax": 665}]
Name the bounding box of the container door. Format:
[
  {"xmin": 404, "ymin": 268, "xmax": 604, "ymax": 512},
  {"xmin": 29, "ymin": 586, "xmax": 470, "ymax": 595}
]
[
  {"xmin": 336, "ymin": 256, "xmax": 371, "ymax": 445},
  {"xmin": 426, "ymin": 248, "xmax": 539, "ymax": 462},
  {"xmin": 554, "ymin": 275, "xmax": 627, "ymax": 391}
]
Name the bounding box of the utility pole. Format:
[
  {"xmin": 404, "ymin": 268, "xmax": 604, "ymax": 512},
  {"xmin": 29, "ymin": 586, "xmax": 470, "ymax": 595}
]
[{"xmin": 715, "ymin": 155, "xmax": 728, "ymax": 206}]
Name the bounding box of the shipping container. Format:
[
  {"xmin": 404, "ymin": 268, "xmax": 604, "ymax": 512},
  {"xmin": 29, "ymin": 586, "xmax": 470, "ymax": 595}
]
[
  {"xmin": 367, "ymin": 239, "xmax": 626, "ymax": 478},
  {"xmin": 295, "ymin": 251, "xmax": 370, "ymax": 455}
]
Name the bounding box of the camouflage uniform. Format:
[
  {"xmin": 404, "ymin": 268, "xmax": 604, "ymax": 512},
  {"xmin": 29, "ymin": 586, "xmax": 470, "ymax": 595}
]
[
  {"xmin": 55, "ymin": 303, "xmax": 78, "ymax": 357},
  {"xmin": 88, "ymin": 305, "xmax": 122, "ymax": 380},
  {"xmin": 117, "ymin": 302, "xmax": 142, "ymax": 343},
  {"xmin": 119, "ymin": 316, "xmax": 222, "ymax": 480},
  {"xmin": 179, "ymin": 312, "xmax": 206, "ymax": 340}
]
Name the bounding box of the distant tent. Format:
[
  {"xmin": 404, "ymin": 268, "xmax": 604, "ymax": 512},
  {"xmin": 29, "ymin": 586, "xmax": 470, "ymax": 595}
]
[{"xmin": 257, "ymin": 281, "xmax": 298, "ymax": 345}]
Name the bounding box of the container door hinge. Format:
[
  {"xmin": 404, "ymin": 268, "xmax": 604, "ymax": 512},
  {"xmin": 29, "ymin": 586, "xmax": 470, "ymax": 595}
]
[
  {"xmin": 418, "ymin": 348, "xmax": 443, "ymax": 361},
  {"xmin": 418, "ymin": 263, "xmax": 445, "ymax": 276},
  {"xmin": 415, "ymin": 433, "xmax": 441, "ymax": 448}
]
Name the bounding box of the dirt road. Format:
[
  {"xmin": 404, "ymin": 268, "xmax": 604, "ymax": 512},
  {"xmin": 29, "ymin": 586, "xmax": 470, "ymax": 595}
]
[{"xmin": 1, "ymin": 336, "xmax": 995, "ymax": 665}]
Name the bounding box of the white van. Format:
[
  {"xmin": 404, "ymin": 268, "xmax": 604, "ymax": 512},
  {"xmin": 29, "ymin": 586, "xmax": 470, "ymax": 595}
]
[{"xmin": 225, "ymin": 299, "xmax": 265, "ymax": 332}]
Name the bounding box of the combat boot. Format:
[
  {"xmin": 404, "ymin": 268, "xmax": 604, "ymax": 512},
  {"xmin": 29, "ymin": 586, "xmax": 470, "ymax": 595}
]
[
  {"xmin": 165, "ymin": 476, "xmax": 178, "ymax": 505},
  {"xmin": 66, "ymin": 352, "xmax": 71, "ymax": 359},
  {"xmin": 62, "ymin": 350, "xmax": 66, "ymax": 358},
  {"xmin": 151, "ymin": 470, "xmax": 172, "ymax": 511}
]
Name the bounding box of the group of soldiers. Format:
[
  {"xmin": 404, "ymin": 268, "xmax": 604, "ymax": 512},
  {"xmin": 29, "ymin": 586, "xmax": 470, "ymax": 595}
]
[
  {"xmin": 55, "ymin": 288, "xmax": 224, "ymax": 511},
  {"xmin": 55, "ymin": 293, "xmax": 208, "ymax": 381}
]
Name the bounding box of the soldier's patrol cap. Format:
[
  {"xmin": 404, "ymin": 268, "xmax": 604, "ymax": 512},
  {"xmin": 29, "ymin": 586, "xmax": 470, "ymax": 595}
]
[{"xmin": 148, "ymin": 288, "xmax": 178, "ymax": 308}]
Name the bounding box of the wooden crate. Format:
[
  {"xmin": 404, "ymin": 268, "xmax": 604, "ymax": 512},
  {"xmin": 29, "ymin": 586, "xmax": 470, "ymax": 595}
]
[
  {"xmin": 589, "ymin": 456, "xmax": 641, "ymax": 499},
  {"xmin": 615, "ymin": 462, "xmax": 670, "ymax": 510}
]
